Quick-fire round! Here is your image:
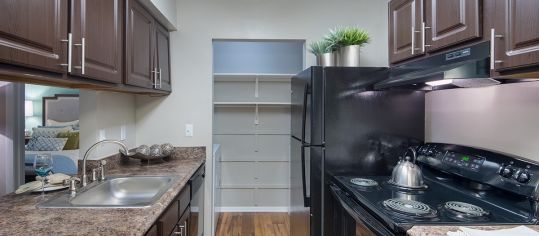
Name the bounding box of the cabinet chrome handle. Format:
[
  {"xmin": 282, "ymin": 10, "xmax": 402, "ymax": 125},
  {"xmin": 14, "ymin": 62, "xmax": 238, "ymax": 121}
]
[
  {"xmin": 73, "ymin": 37, "xmax": 85, "ymax": 74},
  {"xmin": 411, "ymin": 26, "xmax": 416, "ymax": 55},
  {"xmin": 159, "ymin": 68, "xmax": 162, "ymax": 88},
  {"xmin": 151, "ymin": 67, "xmax": 158, "ymax": 88},
  {"xmin": 81, "ymin": 37, "xmax": 85, "ymax": 74},
  {"xmin": 60, "ymin": 33, "xmax": 73, "ymax": 73},
  {"xmin": 421, "ymin": 22, "xmax": 432, "ymax": 52},
  {"xmin": 490, "ymin": 28, "xmax": 504, "ymax": 69}
]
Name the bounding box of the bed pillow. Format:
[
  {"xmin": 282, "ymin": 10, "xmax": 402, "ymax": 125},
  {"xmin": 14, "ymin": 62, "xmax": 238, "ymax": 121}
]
[
  {"xmin": 26, "ymin": 137, "xmax": 68, "ymax": 151},
  {"xmin": 32, "ymin": 126, "xmax": 73, "ymax": 138},
  {"xmin": 46, "ymin": 119, "xmax": 79, "ymax": 128},
  {"xmin": 56, "ymin": 131, "xmax": 79, "ymax": 150}
]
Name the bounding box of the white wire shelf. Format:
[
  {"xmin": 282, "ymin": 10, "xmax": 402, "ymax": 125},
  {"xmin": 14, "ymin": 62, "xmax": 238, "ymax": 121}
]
[{"xmin": 213, "ymin": 73, "xmax": 294, "ymax": 82}]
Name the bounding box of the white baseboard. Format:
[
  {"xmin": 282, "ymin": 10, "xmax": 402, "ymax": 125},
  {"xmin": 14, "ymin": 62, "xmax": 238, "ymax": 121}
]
[{"xmin": 216, "ymin": 207, "xmax": 289, "ymax": 212}]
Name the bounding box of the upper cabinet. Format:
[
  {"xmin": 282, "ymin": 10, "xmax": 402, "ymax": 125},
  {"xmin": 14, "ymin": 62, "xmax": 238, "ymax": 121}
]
[
  {"xmin": 70, "ymin": 0, "xmax": 124, "ymax": 84},
  {"xmin": 155, "ymin": 23, "xmax": 171, "ymax": 91},
  {"xmin": 424, "ymin": 0, "xmax": 482, "ymax": 52},
  {"xmin": 126, "ymin": 0, "xmax": 171, "ymax": 91},
  {"xmin": 126, "ymin": 0, "xmax": 155, "ymax": 89},
  {"xmin": 0, "ymin": 0, "xmax": 172, "ymax": 95},
  {"xmin": 0, "ymin": 0, "xmax": 68, "ymax": 73},
  {"xmin": 388, "ymin": 0, "xmax": 424, "ymax": 63},
  {"xmin": 389, "ymin": 0, "xmax": 485, "ymax": 64},
  {"xmin": 492, "ymin": 0, "xmax": 539, "ymax": 72}
]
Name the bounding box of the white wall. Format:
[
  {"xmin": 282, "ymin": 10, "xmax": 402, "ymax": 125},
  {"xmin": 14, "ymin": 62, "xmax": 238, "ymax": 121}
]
[
  {"xmin": 150, "ymin": 0, "xmax": 177, "ymax": 27},
  {"xmin": 136, "ymin": 0, "xmax": 389, "ymax": 235},
  {"xmin": 426, "ymin": 81, "xmax": 539, "ymax": 162},
  {"xmin": 139, "ymin": 0, "xmax": 179, "ymax": 30},
  {"xmin": 0, "ymin": 82, "xmax": 14, "ymax": 196},
  {"xmin": 79, "ymin": 91, "xmax": 136, "ymax": 160}
]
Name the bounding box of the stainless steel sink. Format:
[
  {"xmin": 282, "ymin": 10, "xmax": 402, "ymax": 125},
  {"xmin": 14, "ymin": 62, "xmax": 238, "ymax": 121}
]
[{"xmin": 39, "ymin": 176, "xmax": 177, "ymax": 208}]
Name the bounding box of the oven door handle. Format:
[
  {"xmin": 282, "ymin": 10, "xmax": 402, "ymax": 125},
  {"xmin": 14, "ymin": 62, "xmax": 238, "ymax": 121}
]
[{"xmin": 329, "ymin": 184, "xmax": 396, "ymax": 236}]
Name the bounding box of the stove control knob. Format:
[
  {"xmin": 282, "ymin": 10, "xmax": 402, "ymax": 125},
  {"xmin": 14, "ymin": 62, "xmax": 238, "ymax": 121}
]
[
  {"xmin": 516, "ymin": 171, "xmax": 531, "ymax": 183},
  {"xmin": 500, "ymin": 166, "xmax": 514, "ymax": 178}
]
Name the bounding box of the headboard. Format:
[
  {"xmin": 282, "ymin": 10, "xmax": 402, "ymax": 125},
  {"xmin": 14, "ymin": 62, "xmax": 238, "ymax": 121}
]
[{"xmin": 42, "ymin": 94, "xmax": 79, "ymax": 126}]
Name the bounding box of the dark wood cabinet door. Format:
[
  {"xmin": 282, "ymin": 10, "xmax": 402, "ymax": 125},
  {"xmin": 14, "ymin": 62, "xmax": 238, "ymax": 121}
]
[
  {"xmin": 425, "ymin": 0, "xmax": 482, "ymax": 52},
  {"xmin": 0, "ymin": 0, "xmax": 68, "ymax": 73},
  {"xmin": 493, "ymin": 0, "xmax": 539, "ymax": 71},
  {"xmin": 71, "ymin": 0, "xmax": 123, "ymax": 83},
  {"xmin": 126, "ymin": 0, "xmax": 155, "ymax": 89},
  {"xmin": 145, "ymin": 224, "xmax": 158, "ymax": 236},
  {"xmin": 389, "ymin": 0, "xmax": 424, "ymax": 64},
  {"xmin": 155, "ymin": 23, "xmax": 171, "ymax": 91}
]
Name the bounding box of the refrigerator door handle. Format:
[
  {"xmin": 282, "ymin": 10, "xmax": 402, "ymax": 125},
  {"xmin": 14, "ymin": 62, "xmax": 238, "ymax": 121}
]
[
  {"xmin": 301, "ymin": 144, "xmax": 310, "ymax": 207},
  {"xmin": 301, "ymin": 83, "xmax": 309, "ymax": 145}
]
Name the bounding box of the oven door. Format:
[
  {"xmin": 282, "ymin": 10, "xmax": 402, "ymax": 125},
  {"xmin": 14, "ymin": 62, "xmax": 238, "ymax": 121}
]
[{"xmin": 327, "ymin": 184, "xmax": 396, "ymax": 236}]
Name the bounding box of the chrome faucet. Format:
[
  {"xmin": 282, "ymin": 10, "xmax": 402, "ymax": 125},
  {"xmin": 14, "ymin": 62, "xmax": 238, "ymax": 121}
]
[{"xmin": 82, "ymin": 140, "xmax": 128, "ymax": 187}]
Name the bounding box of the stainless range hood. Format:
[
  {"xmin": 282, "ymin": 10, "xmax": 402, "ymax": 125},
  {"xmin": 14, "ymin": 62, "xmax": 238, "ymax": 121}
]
[{"xmin": 375, "ymin": 41, "xmax": 501, "ymax": 90}]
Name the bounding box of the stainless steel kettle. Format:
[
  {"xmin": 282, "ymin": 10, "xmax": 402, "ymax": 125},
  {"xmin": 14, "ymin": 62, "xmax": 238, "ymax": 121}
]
[{"xmin": 388, "ymin": 147, "xmax": 428, "ymax": 189}]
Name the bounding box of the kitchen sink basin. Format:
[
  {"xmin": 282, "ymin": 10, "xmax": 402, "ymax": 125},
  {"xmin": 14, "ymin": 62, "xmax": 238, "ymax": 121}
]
[{"xmin": 39, "ymin": 176, "xmax": 177, "ymax": 208}]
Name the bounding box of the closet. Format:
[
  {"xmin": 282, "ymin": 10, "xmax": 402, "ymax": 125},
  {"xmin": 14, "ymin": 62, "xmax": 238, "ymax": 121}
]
[{"xmin": 212, "ymin": 40, "xmax": 303, "ymax": 211}]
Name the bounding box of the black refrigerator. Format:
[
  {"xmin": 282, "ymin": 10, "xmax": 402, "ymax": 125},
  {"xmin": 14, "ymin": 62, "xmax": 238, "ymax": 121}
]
[{"xmin": 290, "ymin": 67, "xmax": 425, "ymax": 236}]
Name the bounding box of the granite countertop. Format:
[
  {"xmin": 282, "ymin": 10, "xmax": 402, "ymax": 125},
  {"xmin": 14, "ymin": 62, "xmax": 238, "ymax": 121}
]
[
  {"xmin": 408, "ymin": 225, "xmax": 539, "ymax": 235},
  {"xmin": 0, "ymin": 147, "xmax": 205, "ymax": 236}
]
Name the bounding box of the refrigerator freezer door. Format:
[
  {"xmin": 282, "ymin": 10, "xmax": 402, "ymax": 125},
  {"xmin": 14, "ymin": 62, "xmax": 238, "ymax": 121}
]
[
  {"xmin": 291, "ymin": 69, "xmax": 312, "ymax": 144},
  {"xmin": 290, "ymin": 137, "xmax": 310, "ymax": 236}
]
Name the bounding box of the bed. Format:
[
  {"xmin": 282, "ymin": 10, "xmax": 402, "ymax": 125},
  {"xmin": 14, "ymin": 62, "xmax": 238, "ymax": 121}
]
[{"xmin": 24, "ymin": 94, "xmax": 80, "ymax": 179}]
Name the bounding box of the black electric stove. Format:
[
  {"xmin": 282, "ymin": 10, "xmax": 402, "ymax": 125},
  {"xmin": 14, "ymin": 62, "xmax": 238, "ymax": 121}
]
[{"xmin": 329, "ymin": 143, "xmax": 539, "ymax": 235}]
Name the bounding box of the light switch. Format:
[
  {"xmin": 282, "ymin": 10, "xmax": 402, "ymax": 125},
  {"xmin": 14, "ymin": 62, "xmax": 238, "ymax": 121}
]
[{"xmin": 185, "ymin": 124, "xmax": 194, "ymax": 137}]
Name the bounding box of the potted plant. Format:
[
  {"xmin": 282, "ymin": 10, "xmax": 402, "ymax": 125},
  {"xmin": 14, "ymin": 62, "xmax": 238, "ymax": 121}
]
[
  {"xmin": 326, "ymin": 27, "xmax": 370, "ymax": 67},
  {"xmin": 309, "ymin": 39, "xmax": 336, "ymax": 67}
]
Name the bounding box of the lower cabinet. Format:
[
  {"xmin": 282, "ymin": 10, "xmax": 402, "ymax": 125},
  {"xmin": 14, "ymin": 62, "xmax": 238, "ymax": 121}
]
[
  {"xmin": 146, "ymin": 184, "xmax": 191, "ymax": 236},
  {"xmin": 172, "ymin": 208, "xmax": 190, "ymax": 236},
  {"xmin": 146, "ymin": 164, "xmax": 205, "ymax": 236}
]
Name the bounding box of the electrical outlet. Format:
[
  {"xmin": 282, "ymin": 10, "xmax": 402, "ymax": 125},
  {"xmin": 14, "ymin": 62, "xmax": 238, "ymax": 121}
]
[
  {"xmin": 185, "ymin": 124, "xmax": 194, "ymax": 137},
  {"xmin": 98, "ymin": 129, "xmax": 106, "ymax": 141},
  {"xmin": 120, "ymin": 125, "xmax": 127, "ymax": 141}
]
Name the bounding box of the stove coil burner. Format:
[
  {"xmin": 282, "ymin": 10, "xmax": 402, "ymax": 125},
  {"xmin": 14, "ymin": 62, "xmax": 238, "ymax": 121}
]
[
  {"xmin": 443, "ymin": 201, "xmax": 490, "ymax": 221},
  {"xmin": 350, "ymin": 178, "xmax": 379, "ymax": 187},
  {"xmin": 382, "ymin": 198, "xmax": 437, "ymax": 219}
]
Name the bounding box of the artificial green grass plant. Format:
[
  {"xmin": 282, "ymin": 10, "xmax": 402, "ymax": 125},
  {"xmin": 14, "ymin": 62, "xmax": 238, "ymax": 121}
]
[
  {"xmin": 308, "ymin": 39, "xmax": 334, "ymax": 55},
  {"xmin": 326, "ymin": 27, "xmax": 370, "ymax": 48}
]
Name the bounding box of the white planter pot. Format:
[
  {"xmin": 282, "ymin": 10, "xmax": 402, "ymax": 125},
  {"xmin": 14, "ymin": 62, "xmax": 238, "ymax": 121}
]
[
  {"xmin": 338, "ymin": 45, "xmax": 361, "ymax": 67},
  {"xmin": 316, "ymin": 52, "xmax": 336, "ymax": 67}
]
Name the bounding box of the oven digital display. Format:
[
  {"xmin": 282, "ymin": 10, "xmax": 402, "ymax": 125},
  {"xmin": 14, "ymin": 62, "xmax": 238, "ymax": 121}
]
[{"xmin": 443, "ymin": 152, "xmax": 485, "ymax": 171}]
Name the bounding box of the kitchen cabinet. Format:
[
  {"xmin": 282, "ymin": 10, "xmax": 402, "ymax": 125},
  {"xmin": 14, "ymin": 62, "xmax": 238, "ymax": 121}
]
[
  {"xmin": 0, "ymin": 0, "xmax": 171, "ymax": 95},
  {"xmin": 389, "ymin": 0, "xmax": 484, "ymax": 64},
  {"xmin": 145, "ymin": 183, "xmax": 190, "ymax": 236},
  {"xmin": 126, "ymin": 0, "xmax": 155, "ymax": 89},
  {"xmin": 0, "ymin": 0, "xmax": 68, "ymax": 73},
  {"xmin": 70, "ymin": 0, "xmax": 123, "ymax": 83},
  {"xmin": 154, "ymin": 23, "xmax": 171, "ymax": 91},
  {"xmin": 492, "ymin": 0, "xmax": 539, "ymax": 72},
  {"xmin": 189, "ymin": 165, "xmax": 205, "ymax": 236},
  {"xmin": 146, "ymin": 164, "xmax": 206, "ymax": 236},
  {"xmin": 126, "ymin": 0, "xmax": 171, "ymax": 91},
  {"xmin": 146, "ymin": 224, "xmax": 158, "ymax": 236},
  {"xmin": 173, "ymin": 208, "xmax": 190, "ymax": 236},
  {"xmin": 424, "ymin": 0, "xmax": 482, "ymax": 52},
  {"xmin": 388, "ymin": 0, "xmax": 424, "ymax": 63}
]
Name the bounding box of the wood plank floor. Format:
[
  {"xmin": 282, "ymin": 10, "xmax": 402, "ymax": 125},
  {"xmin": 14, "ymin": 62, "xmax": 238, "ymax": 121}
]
[{"xmin": 216, "ymin": 212, "xmax": 289, "ymax": 236}]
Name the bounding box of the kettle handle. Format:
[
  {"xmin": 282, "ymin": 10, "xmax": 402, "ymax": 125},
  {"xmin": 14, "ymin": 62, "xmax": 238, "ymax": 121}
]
[{"xmin": 403, "ymin": 147, "xmax": 418, "ymax": 164}]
